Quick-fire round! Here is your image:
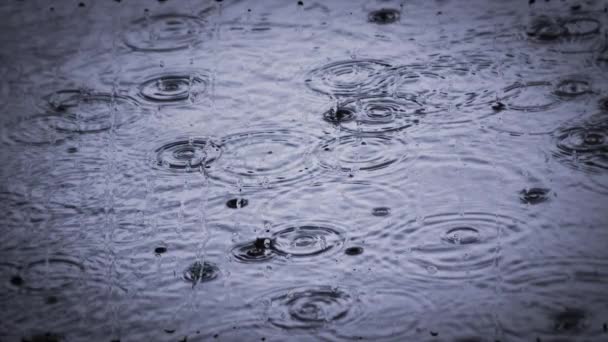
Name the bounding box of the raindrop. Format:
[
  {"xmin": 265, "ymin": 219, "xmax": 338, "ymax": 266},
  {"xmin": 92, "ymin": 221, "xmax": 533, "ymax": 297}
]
[
  {"xmin": 231, "ymin": 238, "xmax": 275, "ymax": 263},
  {"xmin": 264, "ymin": 286, "xmax": 357, "ymax": 329},
  {"xmin": 368, "ymin": 9, "xmax": 400, "ymax": 25},
  {"xmin": 154, "ymin": 138, "xmax": 222, "ymax": 172},
  {"xmin": 441, "ymin": 227, "xmax": 481, "ymax": 245},
  {"xmin": 344, "ymin": 246, "xmax": 364, "ymax": 256},
  {"xmin": 323, "ymin": 106, "xmax": 356, "ymax": 124},
  {"xmin": 271, "ymin": 224, "xmax": 344, "ymax": 258},
  {"xmin": 154, "ymin": 246, "xmax": 167, "ymax": 255},
  {"xmin": 138, "ymin": 72, "xmax": 209, "ymax": 105},
  {"xmin": 226, "ymin": 198, "xmax": 249, "ymax": 209},
  {"xmin": 324, "ymin": 95, "xmax": 425, "ymax": 133},
  {"xmin": 519, "ymin": 188, "xmax": 551, "ymax": 204},
  {"xmin": 183, "ymin": 261, "xmax": 220, "ymax": 286},
  {"xmin": 371, "ymin": 207, "xmax": 391, "ymax": 217}
]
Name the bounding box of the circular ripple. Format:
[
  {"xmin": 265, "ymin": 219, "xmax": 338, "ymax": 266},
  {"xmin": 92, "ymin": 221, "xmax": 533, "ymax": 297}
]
[
  {"xmin": 326, "ymin": 95, "xmax": 425, "ymax": 133},
  {"xmin": 124, "ymin": 14, "xmax": 204, "ymax": 52},
  {"xmin": 368, "ymin": 8, "xmax": 400, "ymax": 25},
  {"xmin": 500, "ymin": 258, "xmax": 608, "ymax": 341},
  {"xmin": 154, "ymin": 137, "xmax": 222, "ymax": 172},
  {"xmin": 381, "ymin": 65, "xmax": 496, "ymax": 119},
  {"xmin": 138, "ymin": 72, "xmax": 208, "ymax": 104},
  {"xmin": 441, "ymin": 227, "xmax": 481, "ymax": 245},
  {"xmin": 212, "ymin": 127, "xmax": 320, "ymax": 188},
  {"xmin": 563, "ymin": 17, "xmax": 601, "ymax": 37},
  {"xmin": 527, "ymin": 16, "xmax": 566, "ymax": 41},
  {"xmin": 271, "ymin": 222, "xmax": 345, "ymax": 259},
  {"xmin": 265, "ymin": 286, "xmax": 358, "ymax": 330},
  {"xmin": 323, "ymin": 106, "xmax": 356, "ymax": 124},
  {"xmin": 315, "ymin": 133, "xmax": 412, "ymax": 174},
  {"xmin": 501, "ymin": 81, "xmax": 559, "ymax": 112},
  {"xmin": 231, "ymin": 238, "xmax": 275, "ymax": 263},
  {"xmin": 23, "ymin": 257, "xmax": 85, "ymax": 292},
  {"xmin": 488, "ymin": 81, "xmax": 570, "ymax": 135},
  {"xmin": 519, "ymin": 187, "xmax": 551, "ymax": 204},
  {"xmin": 42, "ymin": 90, "xmax": 143, "ymax": 133},
  {"xmin": 553, "ymin": 115, "xmax": 608, "ymax": 173},
  {"xmin": 182, "ymin": 261, "xmax": 219, "ymax": 286},
  {"xmin": 373, "ymin": 211, "xmax": 526, "ymax": 282},
  {"xmin": 264, "ymin": 180, "xmax": 408, "ymax": 232},
  {"xmin": 553, "ymin": 78, "xmax": 592, "ymax": 98},
  {"xmin": 3, "ymin": 114, "xmax": 70, "ymax": 146},
  {"xmin": 305, "ymin": 59, "xmax": 391, "ymax": 97}
]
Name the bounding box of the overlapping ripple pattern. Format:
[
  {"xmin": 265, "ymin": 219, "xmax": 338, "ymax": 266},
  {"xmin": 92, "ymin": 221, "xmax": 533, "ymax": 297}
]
[{"xmin": 0, "ymin": 0, "xmax": 607, "ymax": 341}]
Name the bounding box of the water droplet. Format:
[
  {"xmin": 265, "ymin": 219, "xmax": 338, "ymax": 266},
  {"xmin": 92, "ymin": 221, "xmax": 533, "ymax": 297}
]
[
  {"xmin": 368, "ymin": 9, "xmax": 400, "ymax": 25},
  {"xmin": 226, "ymin": 198, "xmax": 249, "ymax": 209},
  {"xmin": 344, "ymin": 246, "xmax": 364, "ymax": 256}
]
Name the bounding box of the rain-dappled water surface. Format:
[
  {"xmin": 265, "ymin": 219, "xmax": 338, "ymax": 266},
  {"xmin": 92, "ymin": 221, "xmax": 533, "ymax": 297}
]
[{"xmin": 1, "ymin": 0, "xmax": 608, "ymax": 341}]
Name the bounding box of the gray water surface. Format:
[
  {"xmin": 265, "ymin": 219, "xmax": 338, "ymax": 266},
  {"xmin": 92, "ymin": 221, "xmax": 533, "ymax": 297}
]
[{"xmin": 1, "ymin": 0, "xmax": 608, "ymax": 341}]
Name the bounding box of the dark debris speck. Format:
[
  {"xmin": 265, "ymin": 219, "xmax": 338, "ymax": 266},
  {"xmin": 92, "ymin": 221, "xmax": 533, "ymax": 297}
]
[
  {"xmin": 344, "ymin": 246, "xmax": 364, "ymax": 256},
  {"xmin": 492, "ymin": 101, "xmax": 506, "ymax": 111},
  {"xmin": 10, "ymin": 275, "xmax": 23, "ymax": 286},
  {"xmin": 226, "ymin": 198, "xmax": 249, "ymax": 209},
  {"xmin": 46, "ymin": 296, "xmax": 58, "ymax": 304}
]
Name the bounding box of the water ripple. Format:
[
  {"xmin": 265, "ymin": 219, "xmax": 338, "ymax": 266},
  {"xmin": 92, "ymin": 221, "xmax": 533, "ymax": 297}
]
[
  {"xmin": 500, "ymin": 257, "xmax": 608, "ymax": 341},
  {"xmin": 42, "ymin": 89, "xmax": 144, "ymax": 133},
  {"xmin": 138, "ymin": 71, "xmax": 209, "ymax": 105},
  {"xmin": 305, "ymin": 59, "xmax": 391, "ymax": 97},
  {"xmin": 123, "ymin": 14, "xmax": 205, "ymax": 52},
  {"xmin": 211, "ymin": 126, "xmax": 321, "ymax": 188},
  {"xmin": 553, "ymin": 114, "xmax": 608, "ymax": 174},
  {"xmin": 324, "ymin": 95, "xmax": 425, "ymax": 133},
  {"xmin": 315, "ymin": 132, "xmax": 413, "ymax": 174},
  {"xmin": 22, "ymin": 256, "xmax": 85, "ymax": 292},
  {"xmin": 264, "ymin": 285, "xmax": 358, "ymax": 330},
  {"xmin": 271, "ymin": 221, "xmax": 345, "ymax": 259},
  {"xmin": 153, "ymin": 137, "xmax": 222, "ymax": 172},
  {"xmin": 182, "ymin": 260, "xmax": 220, "ymax": 287},
  {"xmin": 369, "ymin": 210, "xmax": 527, "ymax": 282}
]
